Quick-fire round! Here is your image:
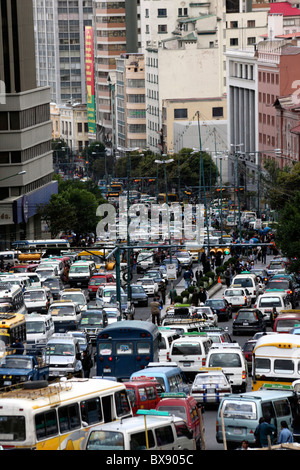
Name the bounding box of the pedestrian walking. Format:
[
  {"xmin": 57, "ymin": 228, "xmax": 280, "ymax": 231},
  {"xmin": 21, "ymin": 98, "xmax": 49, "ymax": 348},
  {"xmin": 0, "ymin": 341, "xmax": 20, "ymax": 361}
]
[
  {"xmin": 257, "ymin": 416, "xmax": 276, "ymax": 448},
  {"xmin": 160, "ymin": 282, "xmax": 166, "ymax": 305},
  {"xmin": 82, "ymin": 350, "xmax": 93, "ymax": 378},
  {"xmin": 277, "ymin": 420, "xmax": 293, "ymax": 444},
  {"xmin": 183, "ymin": 268, "xmax": 193, "ymax": 289},
  {"xmin": 224, "ymin": 268, "xmax": 231, "ymax": 288},
  {"xmin": 150, "ymin": 296, "xmax": 161, "ymax": 326}
]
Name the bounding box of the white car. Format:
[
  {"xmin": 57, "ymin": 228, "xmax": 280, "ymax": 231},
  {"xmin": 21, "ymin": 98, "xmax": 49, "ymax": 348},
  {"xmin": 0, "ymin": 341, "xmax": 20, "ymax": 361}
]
[
  {"xmin": 223, "ymin": 287, "xmax": 252, "ymax": 310},
  {"xmin": 60, "ymin": 288, "xmax": 87, "ymax": 312},
  {"xmin": 192, "ymin": 306, "xmax": 218, "ymax": 326},
  {"xmin": 175, "ymin": 251, "xmax": 193, "ymax": 268},
  {"xmin": 137, "ymin": 277, "xmax": 158, "ymax": 296}
]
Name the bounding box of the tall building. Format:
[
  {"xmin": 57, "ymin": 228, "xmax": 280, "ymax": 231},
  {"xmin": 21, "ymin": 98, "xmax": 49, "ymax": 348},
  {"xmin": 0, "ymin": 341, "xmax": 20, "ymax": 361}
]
[
  {"xmin": 93, "ymin": 0, "xmax": 139, "ymax": 144},
  {"xmin": 0, "ymin": 0, "xmax": 57, "ymax": 248},
  {"xmin": 33, "ymin": 0, "xmax": 93, "ymax": 104}
]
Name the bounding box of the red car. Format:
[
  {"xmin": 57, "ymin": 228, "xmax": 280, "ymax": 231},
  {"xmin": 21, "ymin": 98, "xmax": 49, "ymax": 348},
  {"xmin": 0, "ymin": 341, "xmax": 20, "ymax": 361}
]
[
  {"xmin": 123, "ymin": 379, "xmax": 162, "ymax": 416},
  {"xmin": 87, "ymin": 273, "xmax": 115, "ymax": 298},
  {"xmin": 156, "ymin": 392, "xmax": 204, "ymax": 450}
]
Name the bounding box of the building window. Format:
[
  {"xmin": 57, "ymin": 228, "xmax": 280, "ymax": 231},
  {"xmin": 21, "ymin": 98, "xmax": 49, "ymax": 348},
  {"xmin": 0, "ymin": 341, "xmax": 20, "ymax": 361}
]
[
  {"xmin": 158, "ymin": 24, "xmax": 167, "ymax": 33},
  {"xmin": 247, "ymin": 20, "xmax": 255, "ymax": 27},
  {"xmin": 247, "ymin": 37, "xmax": 256, "ymax": 45},
  {"xmin": 174, "ymin": 108, "xmax": 187, "ymax": 119},
  {"xmin": 230, "ymin": 21, "xmax": 238, "ymax": 28},
  {"xmin": 157, "ymin": 8, "xmax": 167, "ymax": 17},
  {"xmin": 230, "ymin": 38, "xmax": 238, "ymax": 46},
  {"xmin": 212, "ymin": 107, "xmax": 223, "ymax": 118}
]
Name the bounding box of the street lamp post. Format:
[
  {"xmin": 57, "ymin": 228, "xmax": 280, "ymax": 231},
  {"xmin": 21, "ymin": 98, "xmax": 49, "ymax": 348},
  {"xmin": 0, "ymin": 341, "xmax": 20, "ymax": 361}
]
[
  {"xmin": 155, "ymin": 156, "xmax": 174, "ymax": 261},
  {"xmin": 0, "ymin": 170, "xmax": 26, "ymax": 183}
]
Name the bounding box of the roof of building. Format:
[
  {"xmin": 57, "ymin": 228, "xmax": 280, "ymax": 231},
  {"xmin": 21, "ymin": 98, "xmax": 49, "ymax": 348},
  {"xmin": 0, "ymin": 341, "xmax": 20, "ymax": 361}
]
[{"xmin": 269, "ymin": 2, "xmax": 300, "ymax": 16}]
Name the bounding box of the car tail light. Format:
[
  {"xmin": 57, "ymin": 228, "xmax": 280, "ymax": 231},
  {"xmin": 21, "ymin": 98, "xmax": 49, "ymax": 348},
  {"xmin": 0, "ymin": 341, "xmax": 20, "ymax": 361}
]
[
  {"xmin": 216, "ymin": 420, "xmax": 219, "ymax": 433},
  {"xmin": 245, "ymin": 296, "xmax": 247, "ymax": 303},
  {"xmin": 167, "ymin": 352, "xmax": 170, "ymax": 361},
  {"xmin": 242, "ymin": 371, "xmax": 246, "ymax": 380},
  {"xmin": 220, "ymin": 308, "xmax": 226, "ymax": 312},
  {"xmin": 287, "ymin": 290, "xmax": 292, "ymax": 294},
  {"xmin": 202, "ymin": 358, "xmax": 206, "ymax": 366}
]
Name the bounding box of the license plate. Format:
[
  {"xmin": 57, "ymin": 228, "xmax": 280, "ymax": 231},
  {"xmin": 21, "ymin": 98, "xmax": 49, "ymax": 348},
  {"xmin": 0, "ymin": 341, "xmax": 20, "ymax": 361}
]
[
  {"xmin": 183, "ymin": 362, "xmax": 191, "ymax": 367},
  {"xmin": 243, "ymin": 322, "xmax": 249, "ymax": 326},
  {"xmin": 103, "ymin": 367, "xmax": 111, "ymax": 373},
  {"xmin": 4, "ymin": 381, "xmax": 12, "ymax": 386},
  {"xmin": 233, "ymin": 428, "xmax": 243, "ymax": 435},
  {"xmin": 207, "ymin": 388, "xmax": 215, "ymax": 394}
]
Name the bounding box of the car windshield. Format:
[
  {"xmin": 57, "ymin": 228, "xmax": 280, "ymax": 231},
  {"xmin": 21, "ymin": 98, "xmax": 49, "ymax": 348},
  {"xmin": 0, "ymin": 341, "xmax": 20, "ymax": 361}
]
[
  {"xmin": 0, "ymin": 357, "xmax": 33, "ymax": 369},
  {"xmin": 103, "ymin": 289, "xmax": 116, "ymax": 297},
  {"xmin": 47, "ymin": 343, "xmax": 75, "ymax": 355},
  {"xmin": 80, "ymin": 312, "xmax": 103, "ymax": 326},
  {"xmin": 61, "ymin": 294, "xmax": 85, "ymax": 305},
  {"xmin": 70, "ymin": 266, "xmax": 89, "ymax": 273},
  {"xmin": 140, "ymin": 280, "xmax": 154, "ymax": 285},
  {"xmin": 89, "ymin": 278, "xmax": 106, "ymax": 286},
  {"xmin": 132, "ymin": 286, "xmax": 145, "ymax": 293},
  {"xmin": 43, "ymin": 279, "xmax": 60, "ymax": 288},
  {"xmin": 49, "ymin": 305, "xmax": 75, "ymax": 316},
  {"xmin": 26, "ymin": 321, "xmax": 45, "ymax": 333},
  {"xmin": 24, "ymin": 291, "xmax": 46, "ymax": 301}
]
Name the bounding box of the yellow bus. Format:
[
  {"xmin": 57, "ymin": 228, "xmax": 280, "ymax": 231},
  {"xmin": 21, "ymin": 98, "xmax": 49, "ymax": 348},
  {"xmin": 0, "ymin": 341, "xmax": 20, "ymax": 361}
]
[
  {"xmin": 77, "ymin": 250, "xmax": 115, "ymax": 271},
  {"xmin": 157, "ymin": 193, "xmax": 179, "ymax": 204},
  {"xmin": 252, "ymin": 333, "xmax": 300, "ymax": 391},
  {"xmin": 0, "ymin": 312, "xmax": 26, "ymax": 349},
  {"xmin": 0, "ymin": 377, "xmax": 132, "ymax": 450}
]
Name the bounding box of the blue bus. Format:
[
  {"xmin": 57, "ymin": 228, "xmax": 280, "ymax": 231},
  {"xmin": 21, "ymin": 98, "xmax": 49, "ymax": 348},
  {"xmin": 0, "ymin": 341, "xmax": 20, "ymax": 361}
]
[{"xmin": 96, "ymin": 320, "xmax": 160, "ymax": 380}]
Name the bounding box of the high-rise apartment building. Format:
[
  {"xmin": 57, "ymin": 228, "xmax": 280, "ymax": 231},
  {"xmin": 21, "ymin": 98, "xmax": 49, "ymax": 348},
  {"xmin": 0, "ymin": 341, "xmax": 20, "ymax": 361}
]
[
  {"xmin": 33, "ymin": 0, "xmax": 93, "ymax": 104},
  {"xmin": 0, "ymin": 0, "xmax": 57, "ymax": 247},
  {"xmin": 93, "ymin": 0, "xmax": 139, "ymax": 144}
]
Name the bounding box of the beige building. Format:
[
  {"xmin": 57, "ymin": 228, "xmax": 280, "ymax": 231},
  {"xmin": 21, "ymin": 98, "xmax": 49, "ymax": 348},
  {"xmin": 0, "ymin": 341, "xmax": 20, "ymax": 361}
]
[
  {"xmin": 50, "ymin": 102, "xmax": 90, "ymax": 153},
  {"xmin": 115, "ymin": 54, "xmax": 147, "ymax": 154}
]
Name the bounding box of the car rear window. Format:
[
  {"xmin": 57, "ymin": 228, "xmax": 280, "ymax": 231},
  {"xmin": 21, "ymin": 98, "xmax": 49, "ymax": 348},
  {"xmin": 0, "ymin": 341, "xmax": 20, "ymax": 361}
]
[{"xmin": 222, "ymin": 400, "xmax": 257, "ymax": 420}]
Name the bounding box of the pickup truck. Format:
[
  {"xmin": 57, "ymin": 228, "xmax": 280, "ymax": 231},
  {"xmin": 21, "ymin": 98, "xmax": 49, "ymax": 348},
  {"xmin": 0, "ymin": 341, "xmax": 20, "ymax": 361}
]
[{"xmin": 0, "ymin": 354, "xmax": 49, "ymax": 387}]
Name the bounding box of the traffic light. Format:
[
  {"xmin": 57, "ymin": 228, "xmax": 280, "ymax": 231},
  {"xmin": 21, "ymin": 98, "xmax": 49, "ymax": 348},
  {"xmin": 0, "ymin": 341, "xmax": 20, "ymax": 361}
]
[
  {"xmin": 216, "ymin": 188, "xmax": 225, "ymax": 192},
  {"xmin": 235, "ymin": 187, "xmax": 244, "ymax": 192},
  {"xmin": 148, "ymin": 178, "xmax": 156, "ymax": 183}
]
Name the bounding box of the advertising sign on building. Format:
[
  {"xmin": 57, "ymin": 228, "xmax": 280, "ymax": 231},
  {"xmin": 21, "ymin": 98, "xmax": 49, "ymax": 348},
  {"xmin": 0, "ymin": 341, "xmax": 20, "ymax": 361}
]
[{"xmin": 85, "ymin": 26, "xmax": 96, "ymax": 136}]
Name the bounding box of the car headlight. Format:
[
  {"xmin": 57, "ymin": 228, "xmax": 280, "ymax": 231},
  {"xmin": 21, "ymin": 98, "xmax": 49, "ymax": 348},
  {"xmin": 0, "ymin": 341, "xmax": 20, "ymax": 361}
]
[{"xmin": 20, "ymin": 376, "xmax": 28, "ymax": 382}]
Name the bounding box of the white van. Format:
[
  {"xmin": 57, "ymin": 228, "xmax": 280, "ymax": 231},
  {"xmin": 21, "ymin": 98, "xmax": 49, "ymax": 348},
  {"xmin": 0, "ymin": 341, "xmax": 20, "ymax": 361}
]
[
  {"xmin": 205, "ymin": 343, "xmax": 248, "ymax": 392},
  {"xmin": 231, "ymin": 273, "xmax": 261, "ymax": 303},
  {"xmin": 158, "ymin": 327, "xmax": 181, "ymax": 362},
  {"xmin": 84, "ymin": 412, "xmax": 196, "ymax": 451},
  {"xmin": 255, "ymin": 291, "xmax": 292, "ymax": 321},
  {"xmin": 25, "ymin": 312, "xmax": 54, "ymax": 347},
  {"xmin": 169, "ymin": 333, "xmax": 213, "ymax": 382},
  {"xmin": 46, "ymin": 333, "xmax": 82, "ymax": 378},
  {"xmin": 136, "ymin": 251, "xmax": 154, "ymax": 273},
  {"xmin": 60, "ymin": 288, "xmax": 87, "ymax": 312},
  {"xmin": 40, "ymin": 259, "xmax": 64, "ymax": 277},
  {"xmin": 35, "ymin": 265, "xmax": 59, "ymax": 282},
  {"xmin": 10, "ymin": 272, "xmax": 41, "ymax": 287},
  {"xmin": 0, "ymin": 251, "xmax": 18, "ymax": 267},
  {"xmin": 68, "ymin": 261, "xmax": 96, "ymax": 287},
  {"xmin": 49, "ymin": 300, "xmax": 81, "ymax": 333},
  {"xmin": 23, "ymin": 287, "xmax": 53, "ymax": 314}
]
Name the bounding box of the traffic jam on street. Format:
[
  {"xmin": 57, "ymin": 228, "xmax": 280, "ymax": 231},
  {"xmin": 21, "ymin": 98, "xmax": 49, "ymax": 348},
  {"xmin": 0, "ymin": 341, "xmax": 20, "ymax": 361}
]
[{"xmin": 0, "ymin": 206, "xmax": 300, "ymax": 452}]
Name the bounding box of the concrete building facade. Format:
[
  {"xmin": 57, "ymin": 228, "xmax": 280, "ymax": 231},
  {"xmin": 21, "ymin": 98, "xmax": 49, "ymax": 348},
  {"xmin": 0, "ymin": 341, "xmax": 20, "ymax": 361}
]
[{"xmin": 0, "ymin": 0, "xmax": 57, "ymax": 248}]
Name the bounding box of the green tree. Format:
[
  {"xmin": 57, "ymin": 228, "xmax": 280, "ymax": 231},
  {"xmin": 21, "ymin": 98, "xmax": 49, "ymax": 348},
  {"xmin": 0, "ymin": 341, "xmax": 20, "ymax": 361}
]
[
  {"xmin": 38, "ymin": 193, "xmax": 77, "ymax": 236},
  {"xmin": 276, "ymin": 191, "xmax": 300, "ymax": 273}
]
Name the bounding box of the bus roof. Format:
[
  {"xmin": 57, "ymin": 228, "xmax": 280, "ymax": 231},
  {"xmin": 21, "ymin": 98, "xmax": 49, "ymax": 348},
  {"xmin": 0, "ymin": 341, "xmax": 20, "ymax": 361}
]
[
  {"xmin": 0, "ymin": 312, "xmax": 25, "ymax": 327},
  {"xmin": 97, "ymin": 320, "xmax": 159, "ymax": 335},
  {"xmin": 0, "ymin": 378, "xmax": 126, "ymax": 410},
  {"xmin": 253, "ymin": 333, "xmax": 300, "ymax": 354}
]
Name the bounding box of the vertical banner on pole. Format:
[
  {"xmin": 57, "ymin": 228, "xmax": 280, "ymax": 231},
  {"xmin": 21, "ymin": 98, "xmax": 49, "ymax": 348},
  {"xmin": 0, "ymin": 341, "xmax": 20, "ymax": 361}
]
[{"xmin": 85, "ymin": 26, "xmax": 96, "ymax": 135}]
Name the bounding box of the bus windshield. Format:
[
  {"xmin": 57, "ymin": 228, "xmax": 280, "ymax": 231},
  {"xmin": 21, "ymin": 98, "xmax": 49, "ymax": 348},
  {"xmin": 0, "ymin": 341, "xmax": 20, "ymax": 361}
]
[
  {"xmin": 26, "ymin": 321, "xmax": 45, "ymax": 334},
  {"xmin": 49, "ymin": 305, "xmax": 75, "ymax": 316},
  {"xmin": 0, "ymin": 357, "xmax": 33, "ymax": 369},
  {"xmin": 81, "ymin": 313, "xmax": 103, "ymax": 326},
  {"xmin": 0, "ymin": 300, "xmax": 13, "ymax": 313}
]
